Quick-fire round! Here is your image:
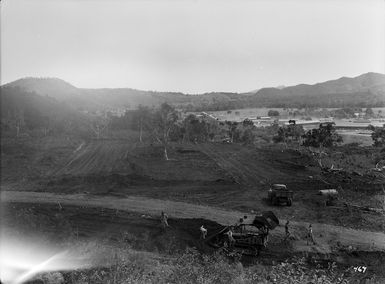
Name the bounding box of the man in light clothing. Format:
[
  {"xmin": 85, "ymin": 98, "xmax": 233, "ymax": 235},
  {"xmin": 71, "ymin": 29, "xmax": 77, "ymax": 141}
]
[
  {"xmin": 226, "ymin": 227, "xmax": 235, "ymax": 248},
  {"xmin": 284, "ymin": 220, "xmax": 290, "ymax": 241},
  {"xmin": 307, "ymin": 224, "xmax": 316, "ymax": 245},
  {"xmin": 200, "ymin": 225, "xmax": 207, "ymax": 239},
  {"xmin": 160, "ymin": 211, "xmax": 169, "ymax": 229}
]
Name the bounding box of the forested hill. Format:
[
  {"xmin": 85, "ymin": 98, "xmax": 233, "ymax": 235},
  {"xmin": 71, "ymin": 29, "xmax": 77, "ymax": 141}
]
[
  {"xmin": 3, "ymin": 72, "xmax": 385, "ymax": 112},
  {"xmin": 250, "ymin": 72, "xmax": 385, "ymax": 109},
  {"xmin": 1, "ymin": 85, "xmax": 90, "ymax": 136}
]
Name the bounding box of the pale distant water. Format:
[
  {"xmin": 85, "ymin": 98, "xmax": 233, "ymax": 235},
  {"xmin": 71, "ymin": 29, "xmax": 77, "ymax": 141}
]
[{"xmin": 206, "ymin": 107, "xmax": 385, "ymax": 122}]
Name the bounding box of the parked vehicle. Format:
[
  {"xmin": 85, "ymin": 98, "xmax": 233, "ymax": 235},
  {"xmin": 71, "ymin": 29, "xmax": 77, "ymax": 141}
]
[{"xmin": 268, "ymin": 184, "xmax": 293, "ymax": 206}]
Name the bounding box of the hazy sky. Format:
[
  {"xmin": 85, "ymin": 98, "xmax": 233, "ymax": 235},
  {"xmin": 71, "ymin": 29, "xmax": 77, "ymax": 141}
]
[{"xmin": 1, "ymin": 0, "xmax": 384, "ymax": 93}]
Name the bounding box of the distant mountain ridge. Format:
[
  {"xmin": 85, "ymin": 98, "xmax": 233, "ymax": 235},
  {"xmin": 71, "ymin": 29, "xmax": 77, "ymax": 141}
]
[
  {"xmin": 250, "ymin": 72, "xmax": 385, "ymax": 108},
  {"xmin": 3, "ymin": 72, "xmax": 385, "ymax": 112},
  {"xmin": 260, "ymin": 72, "xmax": 385, "ymax": 97}
]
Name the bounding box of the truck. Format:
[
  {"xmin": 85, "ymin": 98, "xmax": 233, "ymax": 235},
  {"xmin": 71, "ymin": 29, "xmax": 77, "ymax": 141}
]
[{"xmin": 268, "ymin": 184, "xmax": 293, "ymax": 206}]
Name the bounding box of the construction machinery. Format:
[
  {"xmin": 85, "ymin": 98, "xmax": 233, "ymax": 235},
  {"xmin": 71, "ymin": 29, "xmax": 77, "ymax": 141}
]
[
  {"xmin": 268, "ymin": 184, "xmax": 293, "ymax": 206},
  {"xmin": 206, "ymin": 211, "xmax": 279, "ymax": 256}
]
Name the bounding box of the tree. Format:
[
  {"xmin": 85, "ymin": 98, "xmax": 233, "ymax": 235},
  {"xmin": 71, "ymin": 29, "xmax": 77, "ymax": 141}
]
[
  {"xmin": 42, "ymin": 115, "xmax": 52, "ymax": 136},
  {"xmin": 302, "ymin": 123, "xmax": 342, "ymax": 148},
  {"xmin": 268, "ymin": 110, "xmax": 280, "ymax": 117},
  {"xmin": 12, "ymin": 109, "xmax": 25, "ymax": 138},
  {"xmin": 370, "ymin": 125, "xmax": 385, "ymax": 147},
  {"xmin": 206, "ymin": 119, "xmax": 220, "ymax": 142},
  {"xmin": 273, "ymin": 124, "xmax": 304, "ymax": 145},
  {"xmin": 132, "ymin": 105, "xmax": 151, "ymax": 143},
  {"xmin": 365, "ymin": 107, "xmax": 374, "ymax": 118},
  {"xmin": 181, "ymin": 114, "xmax": 220, "ymax": 143},
  {"xmin": 273, "ymin": 127, "xmax": 287, "ymax": 144},
  {"xmin": 241, "ymin": 128, "xmax": 256, "ymax": 144},
  {"xmin": 287, "ymin": 124, "xmax": 305, "ymax": 141},
  {"xmin": 234, "ymin": 118, "xmax": 257, "ymax": 144},
  {"xmin": 151, "ymin": 103, "xmax": 179, "ymax": 160},
  {"xmin": 225, "ymin": 121, "xmax": 239, "ymax": 143},
  {"xmin": 182, "ymin": 114, "xmax": 206, "ymax": 143},
  {"xmin": 242, "ymin": 118, "xmax": 254, "ymax": 127},
  {"xmin": 90, "ymin": 116, "xmax": 110, "ymax": 139}
]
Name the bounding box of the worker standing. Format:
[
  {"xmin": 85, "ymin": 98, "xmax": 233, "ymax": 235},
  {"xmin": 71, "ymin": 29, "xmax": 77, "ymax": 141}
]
[
  {"xmin": 200, "ymin": 225, "xmax": 207, "ymax": 239},
  {"xmin": 284, "ymin": 220, "xmax": 290, "ymax": 241},
  {"xmin": 307, "ymin": 224, "xmax": 316, "ymax": 245},
  {"xmin": 261, "ymin": 224, "xmax": 269, "ymax": 235},
  {"xmin": 238, "ymin": 218, "xmax": 244, "ymax": 233},
  {"xmin": 160, "ymin": 211, "xmax": 169, "ymax": 229},
  {"xmin": 226, "ymin": 227, "xmax": 235, "ymax": 248}
]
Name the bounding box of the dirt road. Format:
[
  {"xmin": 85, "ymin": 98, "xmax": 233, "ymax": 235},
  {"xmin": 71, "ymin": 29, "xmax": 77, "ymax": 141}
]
[{"xmin": 2, "ymin": 191, "xmax": 384, "ymax": 254}]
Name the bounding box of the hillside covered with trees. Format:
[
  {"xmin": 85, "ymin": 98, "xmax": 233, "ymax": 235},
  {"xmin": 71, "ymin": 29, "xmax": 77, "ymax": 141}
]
[{"xmin": 3, "ymin": 72, "xmax": 385, "ymax": 113}]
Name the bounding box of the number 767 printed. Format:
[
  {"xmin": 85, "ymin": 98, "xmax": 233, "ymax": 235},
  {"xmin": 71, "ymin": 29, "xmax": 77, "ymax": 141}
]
[{"xmin": 353, "ymin": 266, "xmax": 367, "ymax": 273}]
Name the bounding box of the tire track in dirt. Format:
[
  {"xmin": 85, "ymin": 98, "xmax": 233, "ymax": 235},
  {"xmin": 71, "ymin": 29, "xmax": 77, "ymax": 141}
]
[
  {"xmin": 197, "ymin": 143, "xmax": 311, "ymax": 189},
  {"xmin": 198, "ymin": 144, "xmax": 253, "ymax": 186},
  {"xmin": 52, "ymin": 141, "xmax": 134, "ymax": 176},
  {"xmin": 2, "ymin": 190, "xmax": 385, "ymax": 254},
  {"xmin": 197, "ymin": 144, "xmax": 275, "ymax": 191}
]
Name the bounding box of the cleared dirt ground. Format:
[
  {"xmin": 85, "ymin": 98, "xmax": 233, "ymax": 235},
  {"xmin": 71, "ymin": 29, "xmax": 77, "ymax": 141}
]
[
  {"xmin": 1, "ymin": 137, "xmax": 384, "ymax": 231},
  {"xmin": 1, "ymin": 135, "xmax": 384, "ymax": 280}
]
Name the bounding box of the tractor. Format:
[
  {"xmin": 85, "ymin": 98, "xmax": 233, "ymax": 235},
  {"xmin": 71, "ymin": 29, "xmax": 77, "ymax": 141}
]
[
  {"xmin": 205, "ymin": 211, "xmax": 279, "ymax": 256},
  {"xmin": 268, "ymin": 184, "xmax": 293, "ymax": 206}
]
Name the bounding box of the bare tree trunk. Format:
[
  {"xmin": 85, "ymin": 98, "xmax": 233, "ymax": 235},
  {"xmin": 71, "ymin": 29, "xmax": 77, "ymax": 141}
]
[
  {"xmin": 139, "ymin": 120, "xmax": 143, "ymax": 143},
  {"xmin": 318, "ymin": 158, "xmax": 323, "ymax": 168},
  {"xmin": 382, "ymin": 184, "xmax": 385, "ymax": 212},
  {"xmin": 164, "ymin": 146, "xmax": 169, "ymax": 160}
]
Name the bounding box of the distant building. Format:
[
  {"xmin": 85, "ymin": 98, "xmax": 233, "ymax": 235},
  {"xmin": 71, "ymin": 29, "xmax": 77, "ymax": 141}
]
[
  {"xmin": 257, "ymin": 116, "xmax": 271, "ymax": 120},
  {"xmin": 201, "ymin": 112, "xmax": 219, "ymax": 120},
  {"xmin": 283, "ymin": 120, "xmax": 321, "ymax": 129}
]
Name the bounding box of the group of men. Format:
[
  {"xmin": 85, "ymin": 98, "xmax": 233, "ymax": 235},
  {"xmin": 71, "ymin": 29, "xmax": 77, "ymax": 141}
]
[
  {"xmin": 200, "ymin": 225, "xmax": 235, "ymax": 247},
  {"xmin": 161, "ymin": 211, "xmax": 316, "ymax": 246},
  {"xmin": 284, "ymin": 220, "xmax": 316, "ymax": 245}
]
